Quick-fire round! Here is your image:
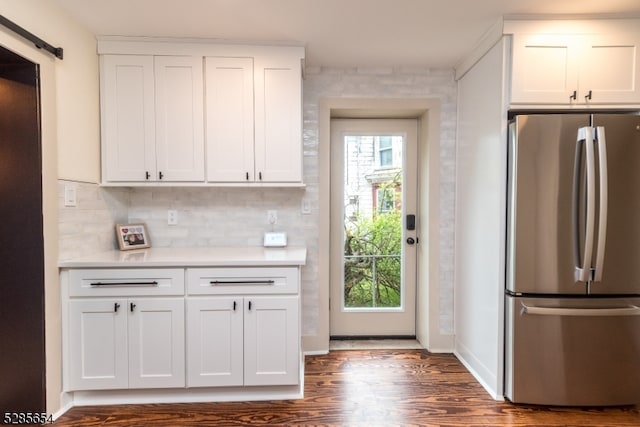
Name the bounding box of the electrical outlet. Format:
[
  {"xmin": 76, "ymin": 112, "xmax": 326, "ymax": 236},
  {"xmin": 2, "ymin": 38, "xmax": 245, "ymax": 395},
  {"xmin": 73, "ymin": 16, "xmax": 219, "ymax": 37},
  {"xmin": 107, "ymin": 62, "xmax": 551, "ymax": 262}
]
[
  {"xmin": 267, "ymin": 210, "xmax": 278, "ymax": 225},
  {"xmin": 167, "ymin": 210, "xmax": 178, "ymax": 225},
  {"xmin": 301, "ymin": 200, "xmax": 311, "ymax": 215}
]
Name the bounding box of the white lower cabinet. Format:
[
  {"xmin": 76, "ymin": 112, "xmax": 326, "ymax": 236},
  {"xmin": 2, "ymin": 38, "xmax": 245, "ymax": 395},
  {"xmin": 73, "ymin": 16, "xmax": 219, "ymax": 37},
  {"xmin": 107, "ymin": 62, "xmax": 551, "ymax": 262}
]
[
  {"xmin": 243, "ymin": 296, "xmax": 299, "ymax": 386},
  {"xmin": 63, "ymin": 262, "xmax": 302, "ymax": 401},
  {"xmin": 186, "ymin": 296, "xmax": 244, "ymax": 387},
  {"xmin": 67, "ymin": 299, "xmax": 128, "ymax": 390},
  {"xmin": 68, "ymin": 297, "xmax": 185, "ymax": 391},
  {"xmin": 187, "ymin": 295, "xmax": 299, "ymax": 387}
]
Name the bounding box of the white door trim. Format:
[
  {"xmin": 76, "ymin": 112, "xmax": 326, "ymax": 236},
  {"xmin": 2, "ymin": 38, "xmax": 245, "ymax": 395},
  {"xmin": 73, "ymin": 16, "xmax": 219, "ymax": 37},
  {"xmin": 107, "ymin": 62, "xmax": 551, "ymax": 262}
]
[{"xmin": 303, "ymin": 97, "xmax": 453, "ymax": 354}]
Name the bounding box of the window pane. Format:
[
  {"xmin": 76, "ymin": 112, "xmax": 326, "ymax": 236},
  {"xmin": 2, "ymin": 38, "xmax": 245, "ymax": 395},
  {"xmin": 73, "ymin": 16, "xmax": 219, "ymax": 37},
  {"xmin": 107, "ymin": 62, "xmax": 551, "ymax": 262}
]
[{"xmin": 343, "ymin": 134, "xmax": 403, "ymax": 308}]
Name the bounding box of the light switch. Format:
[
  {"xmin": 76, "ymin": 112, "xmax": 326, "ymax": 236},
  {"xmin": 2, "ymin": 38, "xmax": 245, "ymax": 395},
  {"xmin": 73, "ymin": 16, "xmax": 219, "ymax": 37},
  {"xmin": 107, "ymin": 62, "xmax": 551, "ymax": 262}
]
[{"xmin": 64, "ymin": 183, "xmax": 77, "ymax": 207}]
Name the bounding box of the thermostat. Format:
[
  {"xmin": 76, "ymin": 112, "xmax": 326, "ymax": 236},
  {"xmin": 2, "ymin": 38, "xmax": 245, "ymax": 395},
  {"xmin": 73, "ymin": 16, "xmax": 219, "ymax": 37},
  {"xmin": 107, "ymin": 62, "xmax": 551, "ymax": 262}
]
[{"xmin": 264, "ymin": 232, "xmax": 287, "ymax": 247}]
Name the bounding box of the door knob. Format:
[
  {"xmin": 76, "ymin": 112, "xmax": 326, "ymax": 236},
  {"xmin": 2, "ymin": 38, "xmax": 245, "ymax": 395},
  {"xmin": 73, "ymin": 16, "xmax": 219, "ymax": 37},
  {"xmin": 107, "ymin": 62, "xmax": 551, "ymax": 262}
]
[{"xmin": 406, "ymin": 237, "xmax": 415, "ymax": 245}]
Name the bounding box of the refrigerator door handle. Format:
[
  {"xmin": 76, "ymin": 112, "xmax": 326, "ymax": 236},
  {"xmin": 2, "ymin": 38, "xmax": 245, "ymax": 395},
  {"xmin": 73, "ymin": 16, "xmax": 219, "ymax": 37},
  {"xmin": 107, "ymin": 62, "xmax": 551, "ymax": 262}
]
[
  {"xmin": 593, "ymin": 126, "xmax": 608, "ymax": 282},
  {"xmin": 574, "ymin": 127, "xmax": 596, "ymax": 282},
  {"xmin": 520, "ymin": 303, "xmax": 640, "ymax": 317}
]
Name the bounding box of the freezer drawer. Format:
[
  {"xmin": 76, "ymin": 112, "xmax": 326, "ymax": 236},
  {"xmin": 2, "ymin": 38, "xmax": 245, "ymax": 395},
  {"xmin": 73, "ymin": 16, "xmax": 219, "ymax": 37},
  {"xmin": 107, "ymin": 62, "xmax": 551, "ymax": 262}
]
[{"xmin": 505, "ymin": 296, "xmax": 640, "ymax": 406}]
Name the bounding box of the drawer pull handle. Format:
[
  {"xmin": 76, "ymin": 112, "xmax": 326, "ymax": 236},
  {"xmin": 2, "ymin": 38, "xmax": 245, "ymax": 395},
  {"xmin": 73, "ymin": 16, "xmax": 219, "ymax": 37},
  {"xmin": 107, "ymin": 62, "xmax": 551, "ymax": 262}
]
[
  {"xmin": 114, "ymin": 302, "xmax": 120, "ymax": 312},
  {"xmin": 521, "ymin": 303, "xmax": 640, "ymax": 317},
  {"xmin": 130, "ymin": 302, "xmax": 136, "ymax": 312},
  {"xmin": 209, "ymin": 280, "xmax": 275, "ymax": 285},
  {"xmin": 90, "ymin": 281, "xmax": 159, "ymax": 287}
]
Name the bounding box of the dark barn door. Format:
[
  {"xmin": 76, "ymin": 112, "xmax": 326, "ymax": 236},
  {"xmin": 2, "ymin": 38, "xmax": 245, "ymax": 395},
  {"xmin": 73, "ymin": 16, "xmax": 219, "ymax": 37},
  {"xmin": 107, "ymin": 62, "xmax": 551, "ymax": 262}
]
[{"xmin": 0, "ymin": 46, "xmax": 45, "ymax": 413}]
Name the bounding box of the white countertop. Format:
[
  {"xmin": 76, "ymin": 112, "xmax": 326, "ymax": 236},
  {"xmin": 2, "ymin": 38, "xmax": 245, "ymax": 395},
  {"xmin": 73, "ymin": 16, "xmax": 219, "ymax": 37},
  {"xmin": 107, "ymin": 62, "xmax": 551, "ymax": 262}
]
[{"xmin": 59, "ymin": 246, "xmax": 307, "ymax": 268}]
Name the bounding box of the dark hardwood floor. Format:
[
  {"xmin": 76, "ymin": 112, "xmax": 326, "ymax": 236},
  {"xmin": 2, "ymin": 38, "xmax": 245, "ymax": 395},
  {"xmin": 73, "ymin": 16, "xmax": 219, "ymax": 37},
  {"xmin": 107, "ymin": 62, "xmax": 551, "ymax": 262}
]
[{"xmin": 54, "ymin": 349, "xmax": 640, "ymax": 426}]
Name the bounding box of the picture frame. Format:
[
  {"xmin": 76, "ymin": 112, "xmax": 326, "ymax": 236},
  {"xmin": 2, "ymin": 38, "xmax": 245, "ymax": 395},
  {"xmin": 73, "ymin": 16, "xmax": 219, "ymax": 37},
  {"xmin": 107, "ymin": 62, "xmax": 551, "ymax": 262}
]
[{"xmin": 115, "ymin": 223, "xmax": 151, "ymax": 251}]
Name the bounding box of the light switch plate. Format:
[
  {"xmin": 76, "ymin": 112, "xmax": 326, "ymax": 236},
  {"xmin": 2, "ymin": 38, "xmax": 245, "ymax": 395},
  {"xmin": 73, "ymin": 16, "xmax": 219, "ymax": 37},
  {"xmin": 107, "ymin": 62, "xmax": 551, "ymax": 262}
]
[{"xmin": 264, "ymin": 232, "xmax": 287, "ymax": 247}]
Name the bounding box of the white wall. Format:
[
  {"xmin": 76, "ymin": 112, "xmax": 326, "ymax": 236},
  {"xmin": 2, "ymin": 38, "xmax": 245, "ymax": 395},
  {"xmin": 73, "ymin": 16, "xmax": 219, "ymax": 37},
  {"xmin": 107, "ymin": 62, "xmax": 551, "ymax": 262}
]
[
  {"xmin": 0, "ymin": 0, "xmax": 98, "ymax": 415},
  {"xmin": 454, "ymin": 38, "xmax": 508, "ymax": 398}
]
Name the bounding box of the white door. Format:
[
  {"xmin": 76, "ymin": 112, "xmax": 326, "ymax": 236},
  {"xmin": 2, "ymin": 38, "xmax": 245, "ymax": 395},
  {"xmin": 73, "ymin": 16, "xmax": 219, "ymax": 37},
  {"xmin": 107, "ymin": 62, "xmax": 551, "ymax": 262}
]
[
  {"xmin": 186, "ymin": 297, "xmax": 244, "ymax": 387},
  {"xmin": 67, "ymin": 299, "xmax": 128, "ymax": 390},
  {"xmin": 330, "ymin": 119, "xmax": 418, "ymax": 336},
  {"xmin": 244, "ymin": 296, "xmax": 299, "ymax": 385},
  {"xmin": 128, "ymin": 298, "xmax": 185, "ymax": 388}
]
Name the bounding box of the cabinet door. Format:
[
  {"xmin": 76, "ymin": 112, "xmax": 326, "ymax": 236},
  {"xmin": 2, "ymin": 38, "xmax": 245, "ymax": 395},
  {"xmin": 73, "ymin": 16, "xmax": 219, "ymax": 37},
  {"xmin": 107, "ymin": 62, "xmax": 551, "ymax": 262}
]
[
  {"xmin": 254, "ymin": 56, "xmax": 302, "ymax": 182},
  {"xmin": 154, "ymin": 56, "xmax": 205, "ymax": 182},
  {"xmin": 101, "ymin": 55, "xmax": 156, "ymax": 182},
  {"xmin": 186, "ymin": 297, "xmax": 244, "ymax": 387},
  {"xmin": 580, "ymin": 34, "xmax": 640, "ymax": 104},
  {"xmin": 67, "ymin": 299, "xmax": 128, "ymax": 390},
  {"xmin": 243, "ymin": 296, "xmax": 299, "ymax": 386},
  {"xmin": 510, "ymin": 34, "xmax": 580, "ymax": 105},
  {"xmin": 128, "ymin": 298, "xmax": 185, "ymax": 388},
  {"xmin": 205, "ymin": 57, "xmax": 255, "ymax": 182}
]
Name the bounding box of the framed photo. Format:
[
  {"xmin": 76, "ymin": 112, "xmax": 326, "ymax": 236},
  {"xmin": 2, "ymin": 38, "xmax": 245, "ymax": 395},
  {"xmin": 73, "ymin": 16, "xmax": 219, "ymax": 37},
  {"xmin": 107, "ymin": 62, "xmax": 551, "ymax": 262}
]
[{"xmin": 115, "ymin": 223, "xmax": 151, "ymax": 251}]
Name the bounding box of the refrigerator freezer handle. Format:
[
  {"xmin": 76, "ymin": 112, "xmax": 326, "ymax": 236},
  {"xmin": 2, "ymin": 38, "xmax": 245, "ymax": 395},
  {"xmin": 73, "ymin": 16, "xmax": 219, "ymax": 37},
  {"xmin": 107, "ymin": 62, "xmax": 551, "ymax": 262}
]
[
  {"xmin": 574, "ymin": 127, "xmax": 596, "ymax": 283},
  {"xmin": 520, "ymin": 303, "xmax": 640, "ymax": 317},
  {"xmin": 593, "ymin": 126, "xmax": 608, "ymax": 282}
]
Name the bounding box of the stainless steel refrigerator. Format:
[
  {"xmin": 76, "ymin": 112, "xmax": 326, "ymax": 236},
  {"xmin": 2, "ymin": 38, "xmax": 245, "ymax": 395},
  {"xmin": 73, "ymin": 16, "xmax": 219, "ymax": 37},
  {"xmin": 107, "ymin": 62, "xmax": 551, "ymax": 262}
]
[{"xmin": 505, "ymin": 113, "xmax": 640, "ymax": 406}]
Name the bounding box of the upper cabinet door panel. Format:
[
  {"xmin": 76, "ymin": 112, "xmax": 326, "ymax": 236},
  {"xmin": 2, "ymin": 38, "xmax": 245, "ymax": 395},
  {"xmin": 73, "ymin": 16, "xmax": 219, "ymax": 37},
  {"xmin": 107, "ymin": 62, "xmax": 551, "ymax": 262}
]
[
  {"xmin": 101, "ymin": 55, "xmax": 156, "ymax": 182},
  {"xmin": 510, "ymin": 34, "xmax": 579, "ymax": 104},
  {"xmin": 154, "ymin": 56, "xmax": 205, "ymax": 182},
  {"xmin": 205, "ymin": 57, "xmax": 255, "ymax": 182},
  {"xmin": 254, "ymin": 57, "xmax": 302, "ymax": 183},
  {"xmin": 580, "ymin": 34, "xmax": 640, "ymax": 104}
]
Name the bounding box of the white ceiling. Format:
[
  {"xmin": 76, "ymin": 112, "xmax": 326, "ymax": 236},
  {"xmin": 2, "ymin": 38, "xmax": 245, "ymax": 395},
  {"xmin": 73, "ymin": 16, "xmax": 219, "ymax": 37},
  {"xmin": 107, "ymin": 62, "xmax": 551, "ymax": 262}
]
[{"xmin": 53, "ymin": 0, "xmax": 640, "ymax": 68}]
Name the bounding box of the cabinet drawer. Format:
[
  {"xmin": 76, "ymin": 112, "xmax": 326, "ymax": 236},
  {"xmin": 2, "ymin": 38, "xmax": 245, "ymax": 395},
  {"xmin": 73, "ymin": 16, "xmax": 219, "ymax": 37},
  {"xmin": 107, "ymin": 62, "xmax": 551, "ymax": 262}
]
[
  {"xmin": 68, "ymin": 268, "xmax": 184, "ymax": 296},
  {"xmin": 187, "ymin": 267, "xmax": 298, "ymax": 295}
]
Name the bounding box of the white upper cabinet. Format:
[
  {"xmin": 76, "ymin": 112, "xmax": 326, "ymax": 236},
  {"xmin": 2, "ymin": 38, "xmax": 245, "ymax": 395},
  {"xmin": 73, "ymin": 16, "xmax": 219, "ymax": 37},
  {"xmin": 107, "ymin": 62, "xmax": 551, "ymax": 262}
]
[
  {"xmin": 101, "ymin": 54, "xmax": 204, "ymax": 183},
  {"xmin": 511, "ymin": 31, "xmax": 640, "ymax": 106},
  {"xmin": 101, "ymin": 55, "xmax": 156, "ymax": 182},
  {"xmin": 580, "ymin": 34, "xmax": 640, "ymax": 104},
  {"xmin": 205, "ymin": 54, "xmax": 303, "ymax": 184},
  {"xmin": 98, "ymin": 39, "xmax": 304, "ymax": 186},
  {"xmin": 254, "ymin": 56, "xmax": 303, "ymax": 183},
  {"xmin": 205, "ymin": 57, "xmax": 255, "ymax": 182},
  {"xmin": 154, "ymin": 56, "xmax": 205, "ymax": 182}
]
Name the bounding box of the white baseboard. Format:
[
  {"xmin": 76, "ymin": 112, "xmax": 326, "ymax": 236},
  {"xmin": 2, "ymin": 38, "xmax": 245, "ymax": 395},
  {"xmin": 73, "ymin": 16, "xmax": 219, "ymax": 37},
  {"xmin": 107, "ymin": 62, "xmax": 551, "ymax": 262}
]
[{"xmin": 454, "ymin": 339, "xmax": 503, "ymax": 401}]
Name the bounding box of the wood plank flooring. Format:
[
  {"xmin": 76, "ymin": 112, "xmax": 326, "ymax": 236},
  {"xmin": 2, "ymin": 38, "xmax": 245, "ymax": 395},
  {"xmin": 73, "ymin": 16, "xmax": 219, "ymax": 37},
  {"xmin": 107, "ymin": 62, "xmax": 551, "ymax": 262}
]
[{"xmin": 53, "ymin": 349, "xmax": 640, "ymax": 426}]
